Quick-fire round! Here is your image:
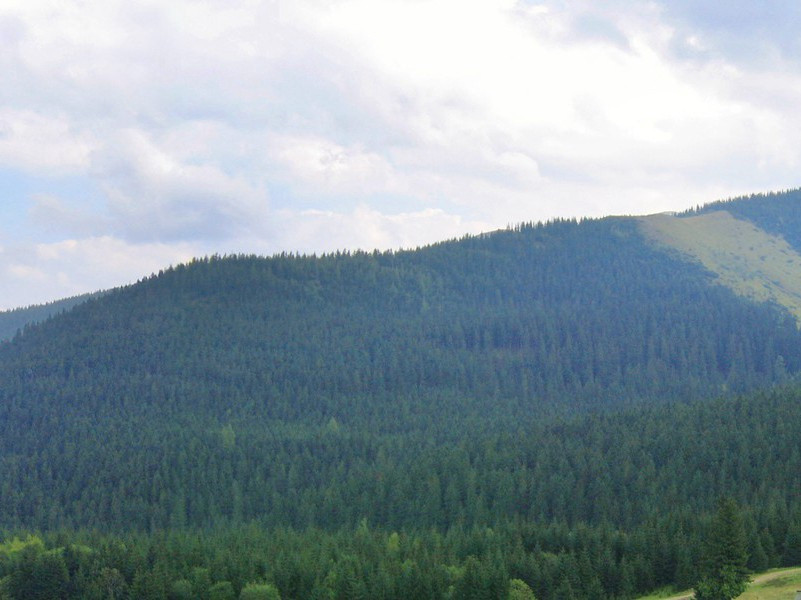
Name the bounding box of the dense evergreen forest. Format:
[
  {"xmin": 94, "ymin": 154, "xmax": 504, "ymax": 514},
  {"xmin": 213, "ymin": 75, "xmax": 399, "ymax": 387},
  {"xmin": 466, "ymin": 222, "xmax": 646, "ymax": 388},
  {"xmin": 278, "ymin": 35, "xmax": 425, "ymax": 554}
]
[
  {"xmin": 3, "ymin": 191, "xmax": 801, "ymax": 598},
  {"xmin": 0, "ymin": 293, "xmax": 98, "ymax": 343}
]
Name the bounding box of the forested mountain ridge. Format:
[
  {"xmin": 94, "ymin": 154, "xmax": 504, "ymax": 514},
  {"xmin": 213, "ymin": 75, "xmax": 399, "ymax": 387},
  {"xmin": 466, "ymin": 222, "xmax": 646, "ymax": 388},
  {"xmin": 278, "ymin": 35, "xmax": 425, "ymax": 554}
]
[
  {"xmin": 3, "ymin": 190, "xmax": 801, "ymax": 599},
  {"xmin": 3, "ymin": 215, "xmax": 800, "ymax": 428},
  {"xmin": 0, "ymin": 292, "xmax": 99, "ymax": 342}
]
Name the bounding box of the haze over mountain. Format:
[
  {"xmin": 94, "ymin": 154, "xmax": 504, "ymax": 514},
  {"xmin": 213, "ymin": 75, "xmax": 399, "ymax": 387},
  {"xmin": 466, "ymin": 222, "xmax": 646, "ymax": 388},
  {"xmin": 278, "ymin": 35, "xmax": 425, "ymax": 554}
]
[{"xmin": 3, "ymin": 190, "xmax": 801, "ymax": 599}]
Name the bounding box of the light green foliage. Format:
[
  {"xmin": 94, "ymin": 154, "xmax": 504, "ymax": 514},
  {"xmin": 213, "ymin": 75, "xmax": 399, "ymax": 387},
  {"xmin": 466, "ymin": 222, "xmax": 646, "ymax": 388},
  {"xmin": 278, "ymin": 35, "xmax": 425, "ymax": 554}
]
[
  {"xmin": 694, "ymin": 565, "xmax": 748, "ymax": 600},
  {"xmin": 209, "ymin": 581, "xmax": 236, "ymax": 600},
  {"xmin": 221, "ymin": 424, "xmax": 236, "ymax": 450},
  {"xmin": 0, "ymin": 536, "xmax": 45, "ymax": 565},
  {"xmin": 131, "ymin": 570, "xmax": 168, "ymax": 600},
  {"xmin": 190, "ymin": 566, "xmax": 213, "ymax": 599},
  {"xmin": 325, "ymin": 417, "xmax": 341, "ymax": 434},
  {"xmin": 508, "ymin": 578, "xmax": 536, "ymax": 600},
  {"xmin": 386, "ymin": 532, "xmax": 400, "ymax": 556}
]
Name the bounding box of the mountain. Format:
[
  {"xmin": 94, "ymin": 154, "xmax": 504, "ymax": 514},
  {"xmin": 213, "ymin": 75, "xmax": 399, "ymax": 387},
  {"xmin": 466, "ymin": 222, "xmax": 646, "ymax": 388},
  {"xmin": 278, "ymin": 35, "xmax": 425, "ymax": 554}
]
[{"xmin": 3, "ymin": 190, "xmax": 801, "ymax": 599}]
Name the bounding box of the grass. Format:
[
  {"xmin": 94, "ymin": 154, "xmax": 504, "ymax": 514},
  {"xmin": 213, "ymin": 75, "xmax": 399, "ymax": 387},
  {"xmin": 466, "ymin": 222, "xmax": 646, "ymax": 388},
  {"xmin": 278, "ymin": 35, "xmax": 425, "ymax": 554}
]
[
  {"xmin": 634, "ymin": 586, "xmax": 690, "ymax": 599},
  {"xmin": 639, "ymin": 211, "xmax": 801, "ymax": 324},
  {"xmin": 635, "ymin": 567, "xmax": 801, "ymax": 600},
  {"xmin": 740, "ymin": 567, "xmax": 801, "ymax": 599}
]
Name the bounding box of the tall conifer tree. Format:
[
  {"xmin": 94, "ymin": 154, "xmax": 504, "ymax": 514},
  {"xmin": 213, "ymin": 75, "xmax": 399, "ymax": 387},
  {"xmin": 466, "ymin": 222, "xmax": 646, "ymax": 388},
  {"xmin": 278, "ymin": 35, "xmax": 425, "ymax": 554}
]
[{"xmin": 694, "ymin": 498, "xmax": 750, "ymax": 600}]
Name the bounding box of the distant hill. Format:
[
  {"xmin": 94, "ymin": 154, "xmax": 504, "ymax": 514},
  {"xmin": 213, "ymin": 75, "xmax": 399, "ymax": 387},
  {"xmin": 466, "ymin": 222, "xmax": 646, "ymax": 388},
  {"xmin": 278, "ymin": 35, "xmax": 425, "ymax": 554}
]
[{"xmin": 0, "ymin": 292, "xmax": 101, "ymax": 342}]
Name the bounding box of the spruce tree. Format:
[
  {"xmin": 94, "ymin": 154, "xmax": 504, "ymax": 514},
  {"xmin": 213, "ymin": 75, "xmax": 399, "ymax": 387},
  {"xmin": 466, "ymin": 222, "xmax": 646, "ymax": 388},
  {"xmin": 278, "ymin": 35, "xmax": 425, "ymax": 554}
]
[{"xmin": 694, "ymin": 498, "xmax": 750, "ymax": 600}]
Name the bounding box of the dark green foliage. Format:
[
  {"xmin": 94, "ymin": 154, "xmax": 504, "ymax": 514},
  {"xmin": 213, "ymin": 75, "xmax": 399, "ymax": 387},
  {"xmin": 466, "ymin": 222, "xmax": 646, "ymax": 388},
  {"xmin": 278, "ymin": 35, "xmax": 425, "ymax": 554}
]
[
  {"xmin": 0, "ymin": 292, "xmax": 99, "ymax": 342},
  {"xmin": 2, "ymin": 217, "xmax": 801, "ymax": 532},
  {"xmin": 169, "ymin": 578, "xmax": 194, "ymax": 600},
  {"xmin": 239, "ymin": 582, "xmax": 281, "ymax": 600},
  {"xmin": 84, "ymin": 567, "xmax": 128, "ymax": 600},
  {"xmin": 694, "ymin": 499, "xmax": 749, "ymax": 600},
  {"xmin": 782, "ymin": 520, "xmax": 801, "ymax": 567},
  {"xmin": 4, "ymin": 546, "xmax": 69, "ymax": 600}
]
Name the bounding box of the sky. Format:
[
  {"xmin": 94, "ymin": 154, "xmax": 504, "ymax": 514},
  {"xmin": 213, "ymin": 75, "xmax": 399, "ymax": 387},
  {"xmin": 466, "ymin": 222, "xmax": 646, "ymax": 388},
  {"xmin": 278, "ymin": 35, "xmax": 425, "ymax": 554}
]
[{"xmin": 2, "ymin": 0, "xmax": 801, "ymax": 310}]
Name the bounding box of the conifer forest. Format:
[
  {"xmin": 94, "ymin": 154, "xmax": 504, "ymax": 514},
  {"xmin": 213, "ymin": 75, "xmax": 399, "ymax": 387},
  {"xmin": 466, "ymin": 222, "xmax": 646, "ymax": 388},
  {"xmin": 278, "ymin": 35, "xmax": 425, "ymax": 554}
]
[{"xmin": 3, "ymin": 191, "xmax": 801, "ymax": 599}]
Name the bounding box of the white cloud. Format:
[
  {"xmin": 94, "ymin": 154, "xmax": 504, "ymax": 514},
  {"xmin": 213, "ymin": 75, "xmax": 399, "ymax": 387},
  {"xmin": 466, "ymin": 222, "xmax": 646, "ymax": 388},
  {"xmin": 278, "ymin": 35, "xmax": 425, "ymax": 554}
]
[
  {"xmin": 0, "ymin": 109, "xmax": 92, "ymax": 172},
  {"xmin": 3, "ymin": 0, "xmax": 801, "ymax": 308},
  {"xmin": 0, "ymin": 236, "xmax": 199, "ymax": 310},
  {"xmin": 28, "ymin": 194, "xmax": 108, "ymax": 237},
  {"xmin": 272, "ymin": 135, "xmax": 399, "ymax": 196},
  {"xmin": 271, "ymin": 205, "xmax": 492, "ymax": 253},
  {"xmin": 92, "ymin": 129, "xmax": 270, "ymax": 242}
]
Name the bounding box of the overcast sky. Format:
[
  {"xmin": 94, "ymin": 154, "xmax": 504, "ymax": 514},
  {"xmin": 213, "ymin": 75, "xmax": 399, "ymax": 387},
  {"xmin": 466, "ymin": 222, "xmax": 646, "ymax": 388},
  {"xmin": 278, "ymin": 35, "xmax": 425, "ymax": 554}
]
[{"xmin": 2, "ymin": 0, "xmax": 801, "ymax": 309}]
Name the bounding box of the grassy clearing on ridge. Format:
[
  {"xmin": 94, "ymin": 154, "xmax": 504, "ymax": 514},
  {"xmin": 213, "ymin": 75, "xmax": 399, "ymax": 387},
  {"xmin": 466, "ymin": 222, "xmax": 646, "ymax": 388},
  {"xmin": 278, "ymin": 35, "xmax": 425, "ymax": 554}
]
[{"xmin": 639, "ymin": 211, "xmax": 801, "ymax": 324}]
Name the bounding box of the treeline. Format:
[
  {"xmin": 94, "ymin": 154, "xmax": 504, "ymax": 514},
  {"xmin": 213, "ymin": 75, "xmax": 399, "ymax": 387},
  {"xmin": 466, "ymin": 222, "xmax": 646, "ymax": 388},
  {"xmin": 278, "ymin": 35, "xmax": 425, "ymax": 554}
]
[{"xmin": 1, "ymin": 512, "xmax": 795, "ymax": 600}]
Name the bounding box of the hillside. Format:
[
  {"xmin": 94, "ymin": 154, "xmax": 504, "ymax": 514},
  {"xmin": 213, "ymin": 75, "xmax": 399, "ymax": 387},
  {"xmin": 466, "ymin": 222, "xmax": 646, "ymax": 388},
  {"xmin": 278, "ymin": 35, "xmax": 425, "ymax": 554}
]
[
  {"xmin": 0, "ymin": 292, "xmax": 99, "ymax": 342},
  {"xmin": 693, "ymin": 188, "xmax": 801, "ymax": 252},
  {"xmin": 3, "ymin": 190, "xmax": 801, "ymax": 599},
  {"xmin": 640, "ymin": 210, "xmax": 801, "ymax": 321}
]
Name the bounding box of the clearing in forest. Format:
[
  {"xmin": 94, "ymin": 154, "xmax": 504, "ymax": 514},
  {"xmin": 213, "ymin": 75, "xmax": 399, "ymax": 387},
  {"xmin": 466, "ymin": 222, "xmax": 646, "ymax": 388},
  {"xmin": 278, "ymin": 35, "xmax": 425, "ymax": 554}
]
[{"xmin": 639, "ymin": 210, "xmax": 801, "ymax": 323}]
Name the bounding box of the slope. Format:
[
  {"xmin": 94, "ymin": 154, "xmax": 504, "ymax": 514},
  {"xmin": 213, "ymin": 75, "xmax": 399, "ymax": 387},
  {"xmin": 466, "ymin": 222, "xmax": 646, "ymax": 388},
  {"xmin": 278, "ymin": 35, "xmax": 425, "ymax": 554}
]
[
  {"xmin": 2, "ymin": 215, "xmax": 801, "ymax": 532},
  {"xmin": 692, "ymin": 188, "xmax": 801, "ymax": 252},
  {"xmin": 0, "ymin": 292, "xmax": 100, "ymax": 342},
  {"xmin": 639, "ymin": 210, "xmax": 801, "ymax": 321}
]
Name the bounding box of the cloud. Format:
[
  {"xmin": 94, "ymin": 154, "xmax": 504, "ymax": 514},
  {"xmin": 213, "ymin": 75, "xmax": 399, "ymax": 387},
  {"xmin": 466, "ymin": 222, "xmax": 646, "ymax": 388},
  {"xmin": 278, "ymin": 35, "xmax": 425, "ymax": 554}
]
[
  {"xmin": 92, "ymin": 129, "xmax": 270, "ymax": 243},
  {"xmin": 29, "ymin": 193, "xmax": 108, "ymax": 237},
  {"xmin": 270, "ymin": 205, "xmax": 492, "ymax": 254},
  {"xmin": 0, "ymin": 236, "xmax": 199, "ymax": 310},
  {"xmin": 3, "ymin": 0, "xmax": 801, "ymax": 309},
  {"xmin": 271, "ymin": 135, "xmax": 399, "ymax": 197},
  {"xmin": 0, "ymin": 109, "xmax": 92, "ymax": 173}
]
